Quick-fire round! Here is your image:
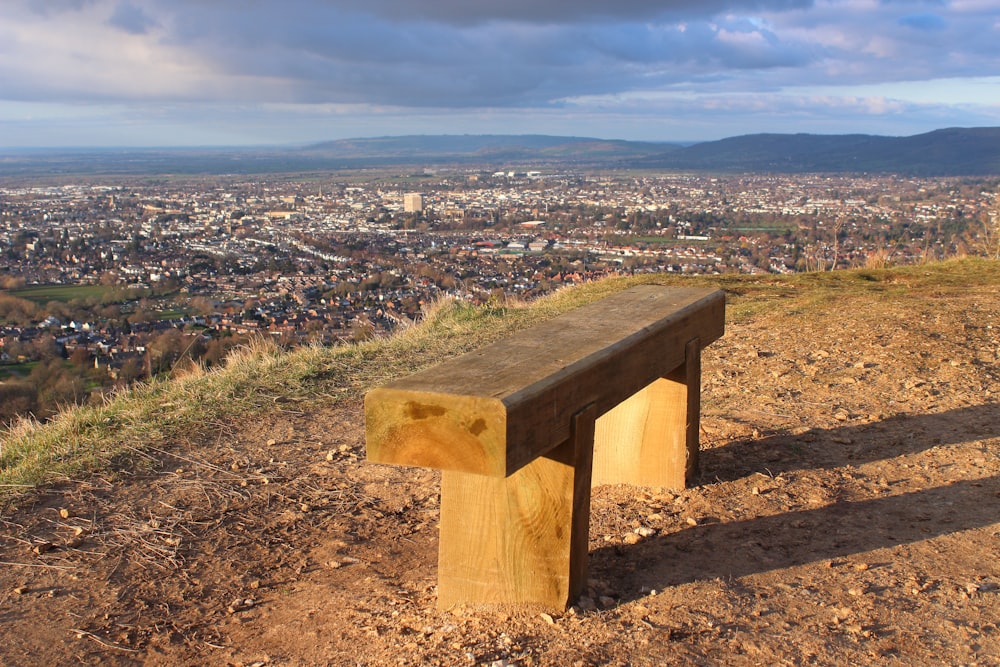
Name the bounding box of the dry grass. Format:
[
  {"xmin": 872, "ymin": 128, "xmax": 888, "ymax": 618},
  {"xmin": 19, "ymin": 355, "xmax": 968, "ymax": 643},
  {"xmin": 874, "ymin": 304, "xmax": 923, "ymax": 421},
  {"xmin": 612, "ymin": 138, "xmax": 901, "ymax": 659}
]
[{"xmin": 3, "ymin": 257, "xmax": 998, "ymax": 502}]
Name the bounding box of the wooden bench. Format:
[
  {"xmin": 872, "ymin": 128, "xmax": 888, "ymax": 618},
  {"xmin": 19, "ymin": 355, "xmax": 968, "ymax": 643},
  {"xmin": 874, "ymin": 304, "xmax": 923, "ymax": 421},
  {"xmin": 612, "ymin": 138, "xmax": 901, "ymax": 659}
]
[{"xmin": 364, "ymin": 285, "xmax": 725, "ymax": 609}]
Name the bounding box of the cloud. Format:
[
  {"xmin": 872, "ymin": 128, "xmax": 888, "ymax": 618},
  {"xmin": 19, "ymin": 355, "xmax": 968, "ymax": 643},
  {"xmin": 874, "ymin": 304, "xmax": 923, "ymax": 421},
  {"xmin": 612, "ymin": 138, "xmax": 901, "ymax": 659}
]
[
  {"xmin": 108, "ymin": 2, "xmax": 159, "ymax": 35},
  {"xmin": 312, "ymin": 0, "xmax": 817, "ymax": 25},
  {"xmin": 1, "ymin": 0, "xmax": 999, "ymax": 145}
]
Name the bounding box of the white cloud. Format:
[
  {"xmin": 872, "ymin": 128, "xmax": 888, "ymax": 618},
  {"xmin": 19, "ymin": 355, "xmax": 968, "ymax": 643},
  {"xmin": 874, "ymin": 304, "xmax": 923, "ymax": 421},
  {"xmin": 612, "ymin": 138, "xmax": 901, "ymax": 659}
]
[{"xmin": 0, "ymin": 0, "xmax": 998, "ymax": 145}]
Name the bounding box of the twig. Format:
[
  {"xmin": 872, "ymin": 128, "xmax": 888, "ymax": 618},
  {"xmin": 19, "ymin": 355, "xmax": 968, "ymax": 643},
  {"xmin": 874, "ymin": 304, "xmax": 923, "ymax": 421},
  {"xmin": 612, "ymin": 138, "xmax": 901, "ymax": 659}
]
[
  {"xmin": 70, "ymin": 629, "xmax": 139, "ymax": 652},
  {"xmin": 0, "ymin": 560, "xmax": 76, "ymax": 570},
  {"xmin": 143, "ymin": 444, "xmax": 238, "ymax": 477}
]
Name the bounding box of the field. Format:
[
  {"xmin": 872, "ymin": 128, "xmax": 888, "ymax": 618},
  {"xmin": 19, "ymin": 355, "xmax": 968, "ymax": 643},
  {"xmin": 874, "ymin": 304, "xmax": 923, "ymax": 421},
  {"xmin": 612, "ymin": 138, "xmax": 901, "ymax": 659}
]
[
  {"xmin": 0, "ymin": 361, "xmax": 38, "ymax": 380},
  {"xmin": 9, "ymin": 284, "xmax": 121, "ymax": 304}
]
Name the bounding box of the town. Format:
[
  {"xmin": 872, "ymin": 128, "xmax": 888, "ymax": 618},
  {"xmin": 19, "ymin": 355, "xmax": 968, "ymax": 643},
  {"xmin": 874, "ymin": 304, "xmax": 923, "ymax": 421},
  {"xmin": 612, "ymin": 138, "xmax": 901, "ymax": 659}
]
[{"xmin": 1, "ymin": 168, "xmax": 997, "ymax": 422}]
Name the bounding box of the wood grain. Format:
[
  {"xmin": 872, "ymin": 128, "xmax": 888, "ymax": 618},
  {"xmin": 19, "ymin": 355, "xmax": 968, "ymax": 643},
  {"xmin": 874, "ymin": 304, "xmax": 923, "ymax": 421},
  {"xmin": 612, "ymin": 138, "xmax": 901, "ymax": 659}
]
[
  {"xmin": 366, "ymin": 285, "xmax": 724, "ymax": 476},
  {"xmin": 437, "ymin": 405, "xmax": 596, "ymax": 609},
  {"xmin": 592, "ymin": 337, "xmax": 701, "ymax": 490}
]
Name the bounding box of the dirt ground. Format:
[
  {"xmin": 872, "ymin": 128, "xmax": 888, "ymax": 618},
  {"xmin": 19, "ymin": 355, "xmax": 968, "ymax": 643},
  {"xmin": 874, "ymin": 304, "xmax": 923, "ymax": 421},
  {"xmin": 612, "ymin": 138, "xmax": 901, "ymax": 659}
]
[{"xmin": 2, "ymin": 284, "xmax": 999, "ymax": 666}]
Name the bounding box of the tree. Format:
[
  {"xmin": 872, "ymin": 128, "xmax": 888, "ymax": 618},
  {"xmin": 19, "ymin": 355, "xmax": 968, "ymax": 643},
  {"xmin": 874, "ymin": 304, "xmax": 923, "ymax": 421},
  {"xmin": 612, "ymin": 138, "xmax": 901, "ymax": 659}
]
[
  {"xmin": 977, "ymin": 199, "xmax": 1000, "ymax": 259},
  {"xmin": 0, "ymin": 382, "xmax": 37, "ymax": 424}
]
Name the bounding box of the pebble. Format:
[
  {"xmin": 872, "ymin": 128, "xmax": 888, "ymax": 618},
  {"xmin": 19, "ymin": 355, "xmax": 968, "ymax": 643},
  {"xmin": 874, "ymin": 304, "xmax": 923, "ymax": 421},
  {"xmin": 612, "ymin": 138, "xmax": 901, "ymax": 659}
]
[
  {"xmin": 634, "ymin": 527, "xmax": 656, "ymax": 538},
  {"xmin": 227, "ymin": 597, "xmax": 257, "ymax": 614},
  {"xmin": 33, "ymin": 541, "xmax": 54, "ymax": 555},
  {"xmin": 539, "ymin": 612, "xmax": 555, "ymax": 625},
  {"xmin": 686, "ymin": 517, "xmax": 699, "ymax": 526}
]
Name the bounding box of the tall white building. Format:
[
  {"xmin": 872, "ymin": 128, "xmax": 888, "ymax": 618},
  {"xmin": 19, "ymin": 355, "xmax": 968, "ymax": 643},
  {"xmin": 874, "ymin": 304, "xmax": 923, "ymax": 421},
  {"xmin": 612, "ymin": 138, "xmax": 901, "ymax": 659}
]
[{"xmin": 403, "ymin": 193, "xmax": 424, "ymax": 213}]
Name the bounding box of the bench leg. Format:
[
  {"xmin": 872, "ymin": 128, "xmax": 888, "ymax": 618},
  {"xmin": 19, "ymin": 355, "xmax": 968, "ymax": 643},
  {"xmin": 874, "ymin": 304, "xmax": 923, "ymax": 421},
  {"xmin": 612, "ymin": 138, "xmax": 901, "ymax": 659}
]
[
  {"xmin": 437, "ymin": 404, "xmax": 597, "ymax": 610},
  {"xmin": 592, "ymin": 337, "xmax": 701, "ymax": 490}
]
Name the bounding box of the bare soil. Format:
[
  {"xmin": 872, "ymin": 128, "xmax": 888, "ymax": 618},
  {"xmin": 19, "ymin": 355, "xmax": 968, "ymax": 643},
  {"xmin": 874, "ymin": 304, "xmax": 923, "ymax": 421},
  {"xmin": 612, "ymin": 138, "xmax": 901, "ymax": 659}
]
[{"xmin": 2, "ymin": 284, "xmax": 999, "ymax": 666}]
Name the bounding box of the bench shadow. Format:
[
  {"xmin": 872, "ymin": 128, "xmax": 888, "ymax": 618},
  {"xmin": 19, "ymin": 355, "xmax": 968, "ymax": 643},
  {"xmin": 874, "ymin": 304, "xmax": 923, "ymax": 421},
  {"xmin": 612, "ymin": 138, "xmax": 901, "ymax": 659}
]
[
  {"xmin": 590, "ymin": 403, "xmax": 1000, "ymax": 603},
  {"xmin": 699, "ymin": 403, "xmax": 1000, "ymax": 484},
  {"xmin": 592, "ymin": 473, "xmax": 1000, "ymax": 603}
]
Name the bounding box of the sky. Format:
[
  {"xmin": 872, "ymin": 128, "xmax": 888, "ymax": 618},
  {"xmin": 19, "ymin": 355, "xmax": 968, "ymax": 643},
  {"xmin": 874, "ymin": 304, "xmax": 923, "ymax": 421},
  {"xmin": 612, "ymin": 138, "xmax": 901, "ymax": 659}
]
[{"xmin": 1, "ymin": 0, "xmax": 999, "ymax": 147}]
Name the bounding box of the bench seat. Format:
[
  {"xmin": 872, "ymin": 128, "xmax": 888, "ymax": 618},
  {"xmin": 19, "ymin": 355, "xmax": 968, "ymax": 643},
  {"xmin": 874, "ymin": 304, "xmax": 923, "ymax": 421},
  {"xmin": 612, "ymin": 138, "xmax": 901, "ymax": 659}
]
[{"xmin": 365, "ymin": 285, "xmax": 725, "ymax": 609}]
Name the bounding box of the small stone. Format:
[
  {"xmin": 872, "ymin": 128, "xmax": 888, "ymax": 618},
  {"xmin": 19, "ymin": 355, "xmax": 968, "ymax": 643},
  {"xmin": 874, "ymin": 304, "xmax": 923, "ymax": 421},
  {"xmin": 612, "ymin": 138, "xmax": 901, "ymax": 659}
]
[
  {"xmin": 686, "ymin": 517, "xmax": 699, "ymax": 526},
  {"xmin": 751, "ymin": 486, "xmax": 761, "ymax": 495},
  {"xmin": 598, "ymin": 596, "xmax": 616, "ymax": 609},
  {"xmin": 13, "ymin": 586, "xmax": 26, "ymax": 595},
  {"xmin": 33, "ymin": 541, "xmax": 54, "ymax": 555},
  {"xmin": 58, "ymin": 508, "xmax": 72, "ymax": 519},
  {"xmin": 266, "ymin": 439, "xmax": 277, "ymax": 446},
  {"xmin": 325, "ymin": 451, "xmax": 336, "ymax": 461},
  {"xmin": 853, "ymin": 562, "xmax": 870, "ymax": 571},
  {"xmin": 300, "ymin": 503, "xmax": 311, "ymax": 512},
  {"xmin": 539, "ymin": 612, "xmax": 555, "ymax": 625},
  {"xmin": 227, "ymin": 597, "xmax": 257, "ymax": 614},
  {"xmin": 634, "ymin": 526, "xmax": 656, "ymax": 538},
  {"xmin": 623, "ymin": 533, "xmax": 641, "ymax": 545}
]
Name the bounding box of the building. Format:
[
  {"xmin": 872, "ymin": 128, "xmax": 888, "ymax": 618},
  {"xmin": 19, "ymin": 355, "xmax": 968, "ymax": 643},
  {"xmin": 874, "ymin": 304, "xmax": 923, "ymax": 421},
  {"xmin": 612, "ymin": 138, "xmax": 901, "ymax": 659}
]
[{"xmin": 403, "ymin": 193, "xmax": 424, "ymax": 213}]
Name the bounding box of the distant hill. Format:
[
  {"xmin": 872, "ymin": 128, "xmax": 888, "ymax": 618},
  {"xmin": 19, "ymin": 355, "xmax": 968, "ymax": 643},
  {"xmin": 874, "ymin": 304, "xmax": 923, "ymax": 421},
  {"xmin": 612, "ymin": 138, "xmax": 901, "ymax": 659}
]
[
  {"xmin": 636, "ymin": 127, "xmax": 1000, "ymax": 175},
  {"xmin": 1, "ymin": 128, "xmax": 998, "ymax": 176},
  {"xmin": 301, "ymin": 134, "xmax": 677, "ymax": 162}
]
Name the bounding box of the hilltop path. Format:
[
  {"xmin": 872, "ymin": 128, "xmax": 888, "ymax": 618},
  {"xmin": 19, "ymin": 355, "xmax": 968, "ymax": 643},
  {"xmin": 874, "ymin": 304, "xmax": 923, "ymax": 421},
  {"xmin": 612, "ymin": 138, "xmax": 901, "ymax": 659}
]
[{"xmin": 2, "ymin": 271, "xmax": 999, "ymax": 666}]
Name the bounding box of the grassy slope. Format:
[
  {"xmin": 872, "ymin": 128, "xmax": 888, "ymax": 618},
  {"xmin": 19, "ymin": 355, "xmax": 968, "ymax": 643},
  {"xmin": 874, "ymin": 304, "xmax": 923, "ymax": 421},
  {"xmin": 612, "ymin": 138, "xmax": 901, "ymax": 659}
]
[{"xmin": 3, "ymin": 258, "xmax": 999, "ymax": 501}]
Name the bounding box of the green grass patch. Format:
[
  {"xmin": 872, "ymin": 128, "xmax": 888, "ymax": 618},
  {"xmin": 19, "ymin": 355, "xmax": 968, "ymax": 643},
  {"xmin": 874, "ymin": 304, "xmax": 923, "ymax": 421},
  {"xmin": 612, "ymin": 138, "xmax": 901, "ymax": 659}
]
[
  {"xmin": 10, "ymin": 284, "xmax": 119, "ymax": 303},
  {"xmin": 0, "ymin": 362, "xmax": 39, "ymax": 380}
]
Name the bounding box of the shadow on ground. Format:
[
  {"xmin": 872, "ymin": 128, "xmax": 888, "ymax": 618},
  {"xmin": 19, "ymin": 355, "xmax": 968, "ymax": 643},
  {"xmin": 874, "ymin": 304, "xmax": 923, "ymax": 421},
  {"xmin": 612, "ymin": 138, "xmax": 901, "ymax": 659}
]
[
  {"xmin": 699, "ymin": 403, "xmax": 1000, "ymax": 482},
  {"xmin": 592, "ymin": 403, "xmax": 1000, "ymax": 602}
]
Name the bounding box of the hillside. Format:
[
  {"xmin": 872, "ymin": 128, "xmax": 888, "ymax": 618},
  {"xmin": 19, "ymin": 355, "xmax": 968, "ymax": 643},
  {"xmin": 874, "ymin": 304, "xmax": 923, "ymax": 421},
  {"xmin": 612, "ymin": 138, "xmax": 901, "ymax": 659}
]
[
  {"xmin": 301, "ymin": 134, "xmax": 677, "ymax": 162},
  {"xmin": 638, "ymin": 127, "xmax": 1000, "ymax": 175},
  {"xmin": 4, "ymin": 127, "xmax": 999, "ymax": 176},
  {"xmin": 1, "ymin": 260, "xmax": 999, "ymax": 665}
]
